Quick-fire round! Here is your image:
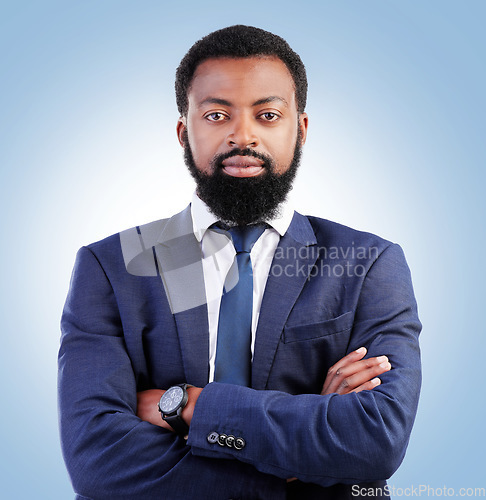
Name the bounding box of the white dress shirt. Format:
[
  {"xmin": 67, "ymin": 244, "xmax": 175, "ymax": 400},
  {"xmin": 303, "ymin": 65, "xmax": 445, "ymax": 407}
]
[{"xmin": 190, "ymin": 192, "xmax": 294, "ymax": 382}]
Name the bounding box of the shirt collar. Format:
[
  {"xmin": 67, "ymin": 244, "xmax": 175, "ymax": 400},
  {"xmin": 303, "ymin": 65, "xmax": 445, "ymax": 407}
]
[
  {"xmin": 191, "ymin": 192, "xmax": 219, "ymax": 242},
  {"xmin": 190, "ymin": 191, "xmax": 294, "ymax": 242}
]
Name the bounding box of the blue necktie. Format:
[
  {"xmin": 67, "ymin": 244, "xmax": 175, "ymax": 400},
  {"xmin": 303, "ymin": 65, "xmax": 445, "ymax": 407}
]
[{"xmin": 214, "ymin": 225, "xmax": 266, "ymax": 386}]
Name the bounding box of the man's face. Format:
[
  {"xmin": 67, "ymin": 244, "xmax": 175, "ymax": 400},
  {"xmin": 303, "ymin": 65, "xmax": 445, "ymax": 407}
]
[{"xmin": 177, "ymin": 56, "xmax": 308, "ymax": 225}]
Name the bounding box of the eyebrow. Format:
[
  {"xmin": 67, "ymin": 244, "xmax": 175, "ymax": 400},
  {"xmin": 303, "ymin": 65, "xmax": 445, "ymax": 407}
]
[
  {"xmin": 252, "ymin": 96, "xmax": 289, "ymax": 107},
  {"xmin": 198, "ymin": 96, "xmax": 289, "ymax": 108},
  {"xmin": 198, "ymin": 97, "xmax": 232, "ymax": 107}
]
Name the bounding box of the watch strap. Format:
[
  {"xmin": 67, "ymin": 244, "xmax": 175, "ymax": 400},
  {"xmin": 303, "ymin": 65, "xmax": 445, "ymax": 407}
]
[{"xmin": 164, "ymin": 412, "xmax": 189, "ymax": 436}]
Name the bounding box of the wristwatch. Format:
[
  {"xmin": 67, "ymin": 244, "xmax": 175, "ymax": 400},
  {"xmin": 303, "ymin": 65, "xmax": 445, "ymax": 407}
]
[{"xmin": 158, "ymin": 384, "xmax": 192, "ymax": 436}]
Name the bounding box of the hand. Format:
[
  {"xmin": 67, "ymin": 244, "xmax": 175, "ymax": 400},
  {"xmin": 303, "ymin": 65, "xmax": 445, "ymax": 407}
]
[
  {"xmin": 136, "ymin": 387, "xmax": 203, "ymax": 431},
  {"xmin": 136, "ymin": 389, "xmax": 169, "ymax": 429},
  {"xmin": 321, "ymin": 347, "xmax": 391, "ymax": 395}
]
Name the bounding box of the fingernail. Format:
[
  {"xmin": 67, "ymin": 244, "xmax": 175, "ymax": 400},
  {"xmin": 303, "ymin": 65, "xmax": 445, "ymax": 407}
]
[
  {"xmin": 356, "ymin": 347, "xmax": 366, "ymax": 354},
  {"xmin": 377, "ymin": 356, "xmax": 388, "ymax": 363},
  {"xmin": 379, "ymin": 361, "xmax": 391, "ymax": 369},
  {"xmin": 371, "ymin": 378, "xmax": 381, "ymax": 386}
]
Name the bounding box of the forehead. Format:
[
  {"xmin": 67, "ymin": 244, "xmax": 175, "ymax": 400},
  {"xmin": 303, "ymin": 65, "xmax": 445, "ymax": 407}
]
[{"xmin": 188, "ymin": 56, "xmax": 296, "ymax": 108}]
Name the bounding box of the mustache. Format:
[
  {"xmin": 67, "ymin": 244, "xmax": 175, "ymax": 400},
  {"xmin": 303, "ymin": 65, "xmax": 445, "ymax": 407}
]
[{"xmin": 211, "ymin": 148, "xmax": 275, "ymax": 171}]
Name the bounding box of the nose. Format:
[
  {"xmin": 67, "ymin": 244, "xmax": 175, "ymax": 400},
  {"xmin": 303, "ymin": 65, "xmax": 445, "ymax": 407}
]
[{"xmin": 226, "ymin": 114, "xmax": 259, "ymax": 149}]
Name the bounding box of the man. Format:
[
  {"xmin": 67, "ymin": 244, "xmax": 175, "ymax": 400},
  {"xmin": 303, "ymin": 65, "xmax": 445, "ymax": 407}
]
[{"xmin": 59, "ymin": 25, "xmax": 421, "ymax": 499}]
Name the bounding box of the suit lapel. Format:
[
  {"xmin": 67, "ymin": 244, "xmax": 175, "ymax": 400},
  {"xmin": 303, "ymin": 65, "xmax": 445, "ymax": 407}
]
[
  {"xmin": 252, "ymin": 212, "xmax": 318, "ymax": 389},
  {"xmin": 154, "ymin": 206, "xmax": 210, "ymax": 386}
]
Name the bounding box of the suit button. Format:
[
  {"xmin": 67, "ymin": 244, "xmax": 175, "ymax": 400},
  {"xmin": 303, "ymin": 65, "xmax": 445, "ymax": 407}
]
[
  {"xmin": 225, "ymin": 435, "xmax": 235, "ymax": 448},
  {"xmin": 207, "ymin": 431, "xmax": 219, "ymax": 444},
  {"xmin": 234, "ymin": 437, "xmax": 246, "ymax": 450},
  {"xmin": 218, "ymin": 433, "xmax": 227, "ymax": 446}
]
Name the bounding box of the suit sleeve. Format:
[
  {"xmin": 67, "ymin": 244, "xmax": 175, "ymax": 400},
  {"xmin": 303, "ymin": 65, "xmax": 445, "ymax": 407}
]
[
  {"xmin": 58, "ymin": 246, "xmax": 284, "ymax": 499},
  {"xmin": 187, "ymin": 243, "xmax": 422, "ymax": 487}
]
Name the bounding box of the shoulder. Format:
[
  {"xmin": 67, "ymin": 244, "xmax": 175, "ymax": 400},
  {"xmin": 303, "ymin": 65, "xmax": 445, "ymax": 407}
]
[
  {"xmin": 87, "ymin": 206, "xmax": 190, "ymax": 254},
  {"xmin": 85, "ymin": 217, "xmax": 166, "ymax": 257},
  {"xmin": 303, "ymin": 214, "xmax": 394, "ymax": 253},
  {"xmin": 300, "ymin": 214, "xmax": 412, "ymax": 280},
  {"xmin": 81, "ymin": 206, "xmax": 191, "ymax": 274}
]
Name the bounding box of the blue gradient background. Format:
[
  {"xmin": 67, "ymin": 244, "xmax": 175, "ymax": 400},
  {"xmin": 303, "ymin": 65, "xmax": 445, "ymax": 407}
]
[{"xmin": 1, "ymin": 1, "xmax": 484, "ymax": 498}]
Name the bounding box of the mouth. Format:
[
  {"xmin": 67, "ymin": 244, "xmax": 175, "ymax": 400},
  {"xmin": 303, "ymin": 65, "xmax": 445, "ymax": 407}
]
[{"xmin": 221, "ymin": 155, "xmax": 265, "ymax": 178}]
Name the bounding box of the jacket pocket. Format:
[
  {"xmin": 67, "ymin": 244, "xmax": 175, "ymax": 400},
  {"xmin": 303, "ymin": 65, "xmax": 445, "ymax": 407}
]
[{"xmin": 283, "ymin": 311, "xmax": 353, "ymax": 343}]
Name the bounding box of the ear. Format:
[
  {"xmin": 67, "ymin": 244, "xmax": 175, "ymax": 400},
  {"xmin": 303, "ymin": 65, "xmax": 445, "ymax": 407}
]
[
  {"xmin": 176, "ymin": 117, "xmax": 187, "ymax": 148},
  {"xmin": 298, "ymin": 112, "xmax": 309, "ymax": 146}
]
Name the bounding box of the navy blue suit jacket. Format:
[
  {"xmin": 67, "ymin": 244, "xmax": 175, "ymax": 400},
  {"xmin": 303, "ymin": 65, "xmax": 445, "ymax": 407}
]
[{"xmin": 59, "ymin": 206, "xmax": 421, "ymax": 499}]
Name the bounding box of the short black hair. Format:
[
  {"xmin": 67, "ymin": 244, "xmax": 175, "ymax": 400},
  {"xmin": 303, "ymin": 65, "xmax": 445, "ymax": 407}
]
[{"xmin": 175, "ymin": 25, "xmax": 307, "ymax": 116}]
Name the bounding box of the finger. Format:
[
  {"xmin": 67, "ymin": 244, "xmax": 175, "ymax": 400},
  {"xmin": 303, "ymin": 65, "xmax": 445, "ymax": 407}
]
[
  {"xmin": 323, "ymin": 355, "xmax": 387, "ymax": 394},
  {"xmin": 321, "ymin": 347, "xmax": 367, "ymax": 394},
  {"xmin": 350, "ymin": 377, "xmax": 382, "ymax": 394},
  {"xmin": 330, "ymin": 347, "xmax": 368, "ymax": 372},
  {"xmin": 334, "ymin": 360, "xmax": 391, "ymax": 395},
  {"xmin": 323, "ymin": 356, "xmax": 390, "ymax": 395}
]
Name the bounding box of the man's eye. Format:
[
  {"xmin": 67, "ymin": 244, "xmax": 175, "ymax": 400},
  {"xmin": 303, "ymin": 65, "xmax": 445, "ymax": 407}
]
[
  {"xmin": 260, "ymin": 112, "xmax": 279, "ymax": 122},
  {"xmin": 206, "ymin": 112, "xmax": 227, "ymax": 122}
]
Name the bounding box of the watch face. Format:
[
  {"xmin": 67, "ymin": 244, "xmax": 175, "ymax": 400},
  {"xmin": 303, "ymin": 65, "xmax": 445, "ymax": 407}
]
[{"xmin": 160, "ymin": 386, "xmax": 184, "ymax": 413}]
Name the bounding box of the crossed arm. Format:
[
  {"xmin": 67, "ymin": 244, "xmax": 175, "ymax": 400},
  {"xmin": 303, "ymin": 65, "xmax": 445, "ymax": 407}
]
[
  {"xmin": 136, "ymin": 347, "xmax": 392, "ymax": 431},
  {"xmin": 59, "ymin": 243, "xmax": 420, "ymax": 497}
]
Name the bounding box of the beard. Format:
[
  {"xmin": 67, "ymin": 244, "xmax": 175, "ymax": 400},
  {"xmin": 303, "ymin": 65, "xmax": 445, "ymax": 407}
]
[{"xmin": 182, "ymin": 128, "xmax": 302, "ymax": 226}]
